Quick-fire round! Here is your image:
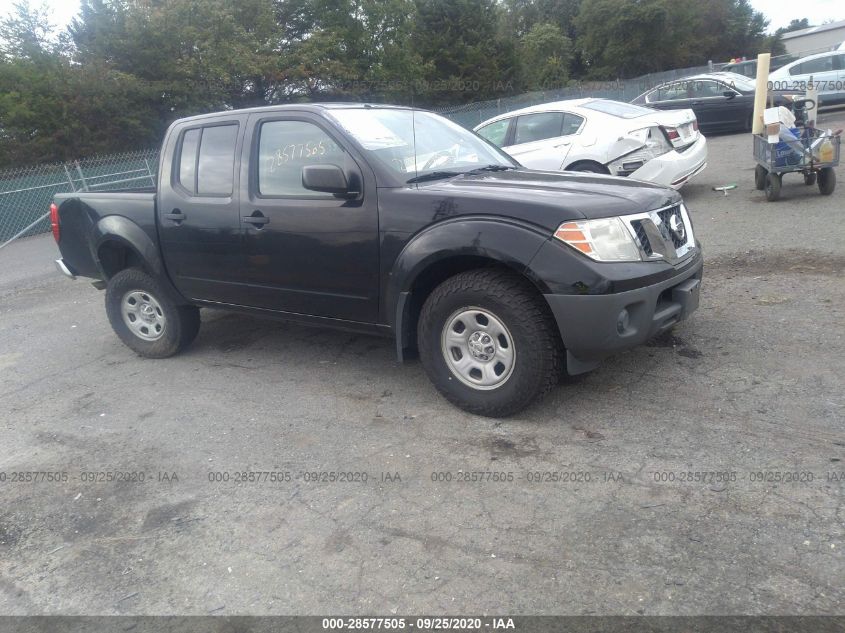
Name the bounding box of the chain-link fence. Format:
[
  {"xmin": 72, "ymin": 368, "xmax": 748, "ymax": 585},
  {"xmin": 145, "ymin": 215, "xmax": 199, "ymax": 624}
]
[
  {"xmin": 434, "ymin": 64, "xmax": 717, "ymax": 128},
  {"xmin": 0, "ymin": 149, "xmax": 159, "ymax": 249}
]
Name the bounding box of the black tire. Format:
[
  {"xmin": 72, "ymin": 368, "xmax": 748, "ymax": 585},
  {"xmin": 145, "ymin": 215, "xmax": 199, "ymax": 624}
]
[
  {"xmin": 417, "ymin": 269, "xmax": 563, "ymax": 417},
  {"xmin": 754, "ymin": 165, "xmax": 767, "ymax": 190},
  {"xmin": 818, "ymin": 167, "xmax": 836, "ymax": 195},
  {"xmin": 764, "ymin": 173, "xmax": 781, "ymax": 202},
  {"xmin": 105, "ymin": 267, "xmax": 200, "ymax": 358},
  {"xmin": 803, "ymin": 172, "xmax": 817, "ymax": 186}
]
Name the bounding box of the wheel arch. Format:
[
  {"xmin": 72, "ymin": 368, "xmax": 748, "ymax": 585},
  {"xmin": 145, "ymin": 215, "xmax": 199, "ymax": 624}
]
[
  {"xmin": 92, "ymin": 216, "xmax": 187, "ymax": 303},
  {"xmin": 387, "ymin": 218, "xmax": 555, "ymax": 361}
]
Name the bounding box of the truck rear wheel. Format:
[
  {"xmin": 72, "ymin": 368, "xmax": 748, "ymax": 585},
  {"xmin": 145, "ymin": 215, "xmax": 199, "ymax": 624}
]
[
  {"xmin": 417, "ymin": 269, "xmax": 562, "ymax": 417},
  {"xmin": 105, "ymin": 268, "xmax": 200, "ymax": 358}
]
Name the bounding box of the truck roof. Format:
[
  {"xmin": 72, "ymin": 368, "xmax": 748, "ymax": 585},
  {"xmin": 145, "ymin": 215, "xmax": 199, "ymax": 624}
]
[{"xmin": 174, "ymin": 102, "xmax": 418, "ymax": 124}]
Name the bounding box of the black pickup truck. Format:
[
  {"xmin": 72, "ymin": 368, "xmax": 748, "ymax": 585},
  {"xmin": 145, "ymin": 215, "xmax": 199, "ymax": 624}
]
[{"xmin": 52, "ymin": 103, "xmax": 702, "ymax": 417}]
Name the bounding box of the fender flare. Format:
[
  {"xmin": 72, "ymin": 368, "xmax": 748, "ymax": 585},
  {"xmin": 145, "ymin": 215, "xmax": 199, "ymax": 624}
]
[
  {"xmin": 386, "ymin": 217, "xmax": 552, "ymax": 360},
  {"xmin": 91, "ymin": 216, "xmax": 187, "ymax": 303}
]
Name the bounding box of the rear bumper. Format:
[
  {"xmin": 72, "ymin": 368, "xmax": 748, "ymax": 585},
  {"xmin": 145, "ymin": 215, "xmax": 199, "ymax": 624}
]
[
  {"xmin": 544, "ymin": 253, "xmax": 703, "ymax": 374},
  {"xmin": 630, "ymin": 135, "xmax": 708, "ymax": 189},
  {"xmin": 55, "ymin": 258, "xmax": 76, "ymax": 280}
]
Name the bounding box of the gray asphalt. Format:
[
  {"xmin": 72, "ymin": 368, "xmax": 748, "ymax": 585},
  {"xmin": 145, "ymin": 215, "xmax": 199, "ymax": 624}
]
[{"xmin": 0, "ymin": 117, "xmax": 843, "ymax": 616}]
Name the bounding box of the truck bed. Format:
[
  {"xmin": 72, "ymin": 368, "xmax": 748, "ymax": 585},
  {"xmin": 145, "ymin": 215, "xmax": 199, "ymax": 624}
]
[{"xmin": 53, "ymin": 190, "xmax": 157, "ymax": 280}]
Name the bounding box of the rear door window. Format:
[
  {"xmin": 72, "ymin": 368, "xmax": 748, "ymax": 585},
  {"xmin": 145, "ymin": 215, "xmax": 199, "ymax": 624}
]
[
  {"xmin": 791, "ymin": 56, "xmax": 834, "ymax": 75},
  {"xmin": 687, "ymin": 80, "xmax": 722, "ymax": 98},
  {"xmin": 197, "ymin": 125, "xmax": 238, "ymax": 196},
  {"xmin": 649, "ymin": 84, "xmax": 688, "ymax": 102},
  {"xmin": 513, "ymin": 113, "xmax": 564, "ymax": 144},
  {"xmin": 177, "ymin": 129, "xmax": 201, "ymax": 194},
  {"xmin": 176, "ymin": 124, "xmax": 239, "ymax": 196}
]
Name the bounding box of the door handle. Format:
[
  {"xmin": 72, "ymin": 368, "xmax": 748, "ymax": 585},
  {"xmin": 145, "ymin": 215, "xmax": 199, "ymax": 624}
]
[
  {"xmin": 243, "ymin": 212, "xmax": 270, "ymax": 228},
  {"xmin": 163, "ymin": 210, "xmax": 185, "ymax": 223}
]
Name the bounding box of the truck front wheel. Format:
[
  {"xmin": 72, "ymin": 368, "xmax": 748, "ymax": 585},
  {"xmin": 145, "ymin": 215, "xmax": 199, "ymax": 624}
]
[
  {"xmin": 105, "ymin": 268, "xmax": 200, "ymax": 358},
  {"xmin": 418, "ymin": 269, "xmax": 562, "ymax": 417}
]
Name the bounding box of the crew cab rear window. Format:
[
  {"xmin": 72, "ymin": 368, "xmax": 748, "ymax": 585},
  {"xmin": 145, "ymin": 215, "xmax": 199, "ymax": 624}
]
[
  {"xmin": 176, "ymin": 124, "xmax": 238, "ymax": 196},
  {"xmin": 258, "ymin": 120, "xmax": 345, "ymax": 197}
]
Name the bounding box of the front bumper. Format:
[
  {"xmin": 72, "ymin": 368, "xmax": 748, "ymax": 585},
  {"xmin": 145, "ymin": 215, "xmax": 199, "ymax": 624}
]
[
  {"xmin": 629, "ymin": 134, "xmax": 708, "ymax": 189},
  {"xmin": 544, "ymin": 253, "xmax": 703, "ymax": 374}
]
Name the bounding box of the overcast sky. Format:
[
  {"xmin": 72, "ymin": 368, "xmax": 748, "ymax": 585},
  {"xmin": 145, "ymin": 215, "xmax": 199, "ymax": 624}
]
[{"xmin": 1, "ymin": 0, "xmax": 844, "ymax": 38}]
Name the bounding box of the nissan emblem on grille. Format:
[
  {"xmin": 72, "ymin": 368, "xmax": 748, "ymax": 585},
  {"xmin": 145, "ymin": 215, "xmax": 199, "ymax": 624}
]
[{"xmin": 668, "ymin": 213, "xmax": 686, "ymax": 242}]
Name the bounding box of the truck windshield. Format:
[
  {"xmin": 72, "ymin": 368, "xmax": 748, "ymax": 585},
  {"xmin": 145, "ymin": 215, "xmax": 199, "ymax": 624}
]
[{"xmin": 328, "ymin": 108, "xmax": 516, "ymax": 181}]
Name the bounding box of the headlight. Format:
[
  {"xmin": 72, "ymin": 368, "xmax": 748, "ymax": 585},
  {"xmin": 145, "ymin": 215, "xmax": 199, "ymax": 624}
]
[{"xmin": 554, "ymin": 217, "xmax": 641, "ymax": 262}]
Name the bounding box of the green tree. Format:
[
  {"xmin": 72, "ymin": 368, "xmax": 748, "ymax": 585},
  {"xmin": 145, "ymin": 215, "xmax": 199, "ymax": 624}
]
[
  {"xmin": 411, "ymin": 0, "xmax": 516, "ymax": 105},
  {"xmin": 575, "ymin": 0, "xmax": 673, "ymax": 78},
  {"xmin": 0, "ymin": 2, "xmax": 157, "ymax": 166},
  {"xmin": 575, "ymin": 0, "xmax": 774, "ymax": 78},
  {"xmin": 775, "ymin": 18, "xmax": 809, "ymax": 35},
  {"xmin": 501, "ymin": 0, "xmax": 581, "ymax": 38},
  {"xmin": 272, "ymin": 0, "xmax": 422, "ymax": 102},
  {"xmin": 70, "ymin": 0, "xmax": 279, "ymax": 116},
  {"xmin": 518, "ymin": 22, "xmax": 572, "ymax": 90}
]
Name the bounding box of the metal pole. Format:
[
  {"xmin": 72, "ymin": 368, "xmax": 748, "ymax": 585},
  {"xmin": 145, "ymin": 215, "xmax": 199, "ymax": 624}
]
[
  {"xmin": 144, "ymin": 159, "xmax": 156, "ymax": 187},
  {"xmin": 63, "ymin": 164, "xmax": 77, "ymax": 192},
  {"xmin": 74, "ymin": 160, "xmax": 89, "ymax": 191},
  {"xmin": 0, "ymin": 211, "xmax": 50, "ymax": 251}
]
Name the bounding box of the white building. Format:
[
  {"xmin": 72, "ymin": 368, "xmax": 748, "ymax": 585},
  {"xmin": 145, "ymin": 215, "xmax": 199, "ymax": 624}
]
[{"xmin": 780, "ymin": 19, "xmax": 845, "ymax": 55}]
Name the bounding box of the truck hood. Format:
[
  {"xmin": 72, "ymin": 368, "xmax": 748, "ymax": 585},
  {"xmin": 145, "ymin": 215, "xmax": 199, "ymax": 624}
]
[{"xmin": 418, "ymin": 168, "xmax": 681, "ymax": 230}]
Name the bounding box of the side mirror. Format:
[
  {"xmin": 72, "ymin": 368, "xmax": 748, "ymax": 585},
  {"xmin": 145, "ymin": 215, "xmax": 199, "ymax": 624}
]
[
  {"xmin": 302, "ymin": 164, "xmax": 355, "ymax": 196},
  {"xmin": 723, "ymin": 90, "xmax": 736, "ymax": 100}
]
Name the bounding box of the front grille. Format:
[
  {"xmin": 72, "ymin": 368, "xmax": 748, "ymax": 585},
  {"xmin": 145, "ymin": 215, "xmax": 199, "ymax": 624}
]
[
  {"xmin": 630, "ymin": 220, "xmax": 653, "ymax": 255},
  {"xmin": 656, "ymin": 205, "xmax": 687, "ymax": 248},
  {"xmin": 623, "ymin": 203, "xmax": 695, "ymax": 265}
]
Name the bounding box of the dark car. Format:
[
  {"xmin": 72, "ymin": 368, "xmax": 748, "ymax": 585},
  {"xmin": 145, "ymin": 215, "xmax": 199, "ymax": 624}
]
[
  {"xmin": 51, "ymin": 104, "xmax": 702, "ymax": 417},
  {"xmin": 721, "ymin": 55, "xmax": 797, "ymax": 78},
  {"xmin": 631, "ymin": 72, "xmax": 801, "ymax": 133}
]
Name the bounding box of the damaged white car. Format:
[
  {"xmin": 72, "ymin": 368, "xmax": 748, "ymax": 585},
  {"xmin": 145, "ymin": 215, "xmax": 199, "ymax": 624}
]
[{"xmin": 474, "ymin": 98, "xmax": 707, "ymax": 189}]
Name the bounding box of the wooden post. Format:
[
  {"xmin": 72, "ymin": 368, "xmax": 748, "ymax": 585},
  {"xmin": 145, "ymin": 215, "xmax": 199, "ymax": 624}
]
[{"xmin": 751, "ymin": 53, "xmax": 771, "ymax": 135}]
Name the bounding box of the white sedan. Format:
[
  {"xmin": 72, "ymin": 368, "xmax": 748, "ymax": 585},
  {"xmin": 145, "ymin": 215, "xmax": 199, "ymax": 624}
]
[{"xmin": 474, "ymin": 98, "xmax": 707, "ymax": 189}]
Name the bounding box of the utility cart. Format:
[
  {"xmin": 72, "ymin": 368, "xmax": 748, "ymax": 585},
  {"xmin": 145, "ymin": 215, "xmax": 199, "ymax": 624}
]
[{"xmin": 753, "ymin": 108, "xmax": 840, "ymax": 202}]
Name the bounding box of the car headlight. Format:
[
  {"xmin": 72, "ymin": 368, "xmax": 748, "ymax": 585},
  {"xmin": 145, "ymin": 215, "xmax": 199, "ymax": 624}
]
[{"xmin": 554, "ymin": 217, "xmax": 641, "ymax": 262}]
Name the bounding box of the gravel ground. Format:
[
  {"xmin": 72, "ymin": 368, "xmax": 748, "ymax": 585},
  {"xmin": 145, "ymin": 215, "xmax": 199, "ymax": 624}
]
[{"xmin": 0, "ymin": 112, "xmax": 843, "ymax": 616}]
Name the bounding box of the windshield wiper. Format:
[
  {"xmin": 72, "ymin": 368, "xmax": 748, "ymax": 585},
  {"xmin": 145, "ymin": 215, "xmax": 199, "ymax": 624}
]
[
  {"xmin": 406, "ymin": 171, "xmax": 463, "ymax": 184},
  {"xmin": 468, "ymin": 164, "xmax": 516, "ymax": 173}
]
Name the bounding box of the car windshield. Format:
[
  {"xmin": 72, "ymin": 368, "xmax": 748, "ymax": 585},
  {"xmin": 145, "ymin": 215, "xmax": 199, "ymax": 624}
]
[
  {"xmin": 581, "ymin": 100, "xmax": 655, "ymax": 119},
  {"xmin": 328, "ymin": 108, "xmax": 516, "ymax": 180}
]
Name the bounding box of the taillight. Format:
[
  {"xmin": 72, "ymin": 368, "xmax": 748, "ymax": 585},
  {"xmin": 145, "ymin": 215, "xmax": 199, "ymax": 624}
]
[
  {"xmin": 665, "ymin": 127, "xmax": 681, "ymax": 141},
  {"xmin": 50, "ymin": 202, "xmax": 60, "ymax": 242},
  {"xmin": 692, "ymin": 119, "xmax": 699, "ymax": 131}
]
